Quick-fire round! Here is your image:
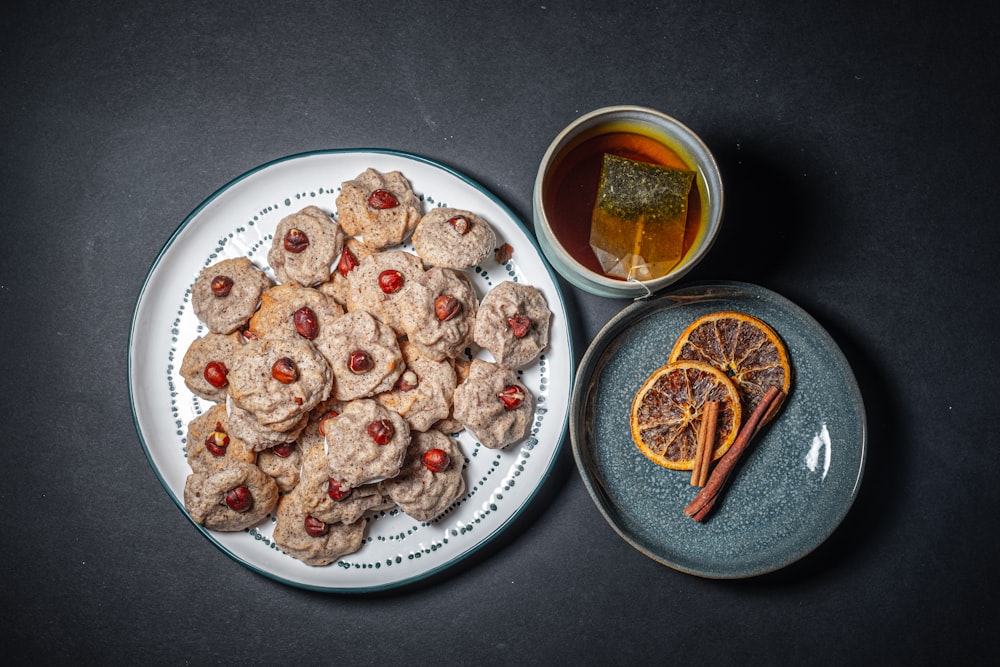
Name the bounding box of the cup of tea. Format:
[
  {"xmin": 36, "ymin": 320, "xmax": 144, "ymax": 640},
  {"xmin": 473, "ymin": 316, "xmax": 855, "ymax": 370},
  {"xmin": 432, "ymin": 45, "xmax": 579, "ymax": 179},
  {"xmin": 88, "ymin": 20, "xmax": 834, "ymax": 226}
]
[{"xmin": 532, "ymin": 106, "xmax": 724, "ymax": 298}]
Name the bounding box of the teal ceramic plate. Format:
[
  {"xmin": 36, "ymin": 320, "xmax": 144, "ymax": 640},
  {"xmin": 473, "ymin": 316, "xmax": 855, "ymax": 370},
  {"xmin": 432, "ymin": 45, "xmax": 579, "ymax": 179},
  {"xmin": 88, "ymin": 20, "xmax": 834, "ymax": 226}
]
[{"xmin": 571, "ymin": 281, "xmax": 865, "ymax": 578}]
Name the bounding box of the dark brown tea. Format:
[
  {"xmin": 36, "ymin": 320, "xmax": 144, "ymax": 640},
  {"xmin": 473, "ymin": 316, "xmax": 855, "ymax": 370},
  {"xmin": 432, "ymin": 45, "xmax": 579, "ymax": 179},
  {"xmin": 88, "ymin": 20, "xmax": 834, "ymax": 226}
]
[{"xmin": 542, "ymin": 130, "xmax": 702, "ymax": 279}]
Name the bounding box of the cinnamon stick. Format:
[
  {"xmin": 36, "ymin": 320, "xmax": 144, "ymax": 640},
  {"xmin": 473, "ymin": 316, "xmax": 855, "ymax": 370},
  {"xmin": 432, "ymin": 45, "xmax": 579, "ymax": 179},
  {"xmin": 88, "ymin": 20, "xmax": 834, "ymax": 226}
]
[
  {"xmin": 699, "ymin": 401, "xmax": 719, "ymax": 487},
  {"xmin": 689, "ymin": 423, "xmax": 706, "ymax": 487},
  {"xmin": 690, "ymin": 401, "xmax": 717, "ymax": 486},
  {"xmin": 684, "ymin": 386, "xmax": 784, "ymax": 522}
]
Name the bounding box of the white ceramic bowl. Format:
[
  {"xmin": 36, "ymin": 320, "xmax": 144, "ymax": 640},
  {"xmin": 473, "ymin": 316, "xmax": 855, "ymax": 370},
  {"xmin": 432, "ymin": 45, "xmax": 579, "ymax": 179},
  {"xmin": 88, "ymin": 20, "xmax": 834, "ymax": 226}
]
[{"xmin": 532, "ymin": 106, "xmax": 724, "ymax": 298}]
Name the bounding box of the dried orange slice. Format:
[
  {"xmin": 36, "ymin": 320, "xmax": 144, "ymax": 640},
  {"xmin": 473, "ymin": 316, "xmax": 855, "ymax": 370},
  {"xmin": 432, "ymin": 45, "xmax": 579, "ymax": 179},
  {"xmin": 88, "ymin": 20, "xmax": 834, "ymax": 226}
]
[
  {"xmin": 668, "ymin": 311, "xmax": 791, "ymax": 422},
  {"xmin": 630, "ymin": 360, "xmax": 742, "ymax": 470}
]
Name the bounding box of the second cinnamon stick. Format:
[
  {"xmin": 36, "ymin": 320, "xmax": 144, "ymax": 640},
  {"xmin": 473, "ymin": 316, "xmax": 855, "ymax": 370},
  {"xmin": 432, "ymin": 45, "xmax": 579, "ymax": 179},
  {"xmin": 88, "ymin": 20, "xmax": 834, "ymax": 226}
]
[
  {"xmin": 690, "ymin": 401, "xmax": 716, "ymax": 486},
  {"xmin": 696, "ymin": 401, "xmax": 718, "ymax": 487}
]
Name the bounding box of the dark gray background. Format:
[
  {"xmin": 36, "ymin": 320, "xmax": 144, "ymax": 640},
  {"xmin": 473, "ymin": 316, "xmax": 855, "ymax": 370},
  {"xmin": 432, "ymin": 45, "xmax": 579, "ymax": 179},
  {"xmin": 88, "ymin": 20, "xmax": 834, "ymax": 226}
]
[{"xmin": 3, "ymin": 1, "xmax": 997, "ymax": 663}]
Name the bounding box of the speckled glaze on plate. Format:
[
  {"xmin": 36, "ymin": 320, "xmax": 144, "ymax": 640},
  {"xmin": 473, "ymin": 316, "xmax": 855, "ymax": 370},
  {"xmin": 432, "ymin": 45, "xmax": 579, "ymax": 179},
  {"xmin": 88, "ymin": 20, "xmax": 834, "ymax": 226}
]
[
  {"xmin": 571, "ymin": 281, "xmax": 865, "ymax": 578},
  {"xmin": 128, "ymin": 149, "xmax": 573, "ymax": 592}
]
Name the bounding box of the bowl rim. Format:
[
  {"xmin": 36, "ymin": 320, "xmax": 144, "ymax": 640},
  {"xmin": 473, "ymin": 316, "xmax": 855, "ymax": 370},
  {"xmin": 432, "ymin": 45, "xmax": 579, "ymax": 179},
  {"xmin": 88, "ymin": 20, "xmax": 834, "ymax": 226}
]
[{"xmin": 532, "ymin": 105, "xmax": 724, "ymax": 295}]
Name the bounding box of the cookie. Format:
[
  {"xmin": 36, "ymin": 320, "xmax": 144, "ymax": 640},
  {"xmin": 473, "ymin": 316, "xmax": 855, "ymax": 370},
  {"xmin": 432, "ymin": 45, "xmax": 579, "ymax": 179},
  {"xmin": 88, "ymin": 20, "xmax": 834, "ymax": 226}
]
[
  {"xmin": 247, "ymin": 283, "xmax": 344, "ymax": 343},
  {"xmin": 317, "ymin": 237, "xmax": 376, "ymax": 310},
  {"xmin": 191, "ymin": 257, "xmax": 274, "ymax": 334},
  {"xmin": 267, "ymin": 206, "xmax": 345, "ymax": 287},
  {"xmin": 323, "ymin": 398, "xmax": 410, "ymax": 488},
  {"xmin": 272, "ymin": 490, "xmax": 366, "ymax": 567},
  {"xmin": 296, "ymin": 446, "xmax": 395, "ymax": 525},
  {"xmin": 256, "ymin": 440, "xmax": 302, "ymax": 493},
  {"xmin": 451, "ymin": 359, "xmax": 534, "ymax": 449},
  {"xmin": 225, "ymin": 399, "xmax": 307, "ymax": 452},
  {"xmin": 379, "ymin": 430, "xmax": 466, "ymax": 522},
  {"xmin": 411, "ymin": 207, "xmax": 497, "ymax": 269},
  {"xmin": 397, "ymin": 267, "xmax": 479, "ymax": 361},
  {"xmin": 335, "ymin": 168, "xmax": 422, "ymax": 250},
  {"xmin": 433, "ymin": 354, "xmax": 471, "ymax": 435},
  {"xmin": 183, "ymin": 461, "xmax": 279, "ymax": 532},
  {"xmin": 226, "ymin": 337, "xmax": 333, "ymax": 432},
  {"xmin": 321, "ymin": 310, "xmax": 403, "ymax": 401},
  {"xmin": 376, "ymin": 340, "xmax": 457, "ymax": 432},
  {"xmin": 295, "ymin": 398, "xmax": 348, "ymax": 454},
  {"xmin": 179, "ymin": 331, "xmax": 246, "ymax": 403},
  {"xmin": 345, "ymin": 250, "xmax": 425, "ymax": 334},
  {"xmin": 473, "ymin": 281, "xmax": 551, "ymax": 369},
  {"xmin": 184, "ymin": 404, "xmax": 256, "ymax": 473}
]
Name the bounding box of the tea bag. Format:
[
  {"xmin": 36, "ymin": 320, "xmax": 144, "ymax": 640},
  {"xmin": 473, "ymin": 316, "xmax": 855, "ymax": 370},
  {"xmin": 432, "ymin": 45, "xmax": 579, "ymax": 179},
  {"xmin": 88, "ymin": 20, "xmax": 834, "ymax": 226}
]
[{"xmin": 589, "ymin": 154, "xmax": 695, "ymax": 281}]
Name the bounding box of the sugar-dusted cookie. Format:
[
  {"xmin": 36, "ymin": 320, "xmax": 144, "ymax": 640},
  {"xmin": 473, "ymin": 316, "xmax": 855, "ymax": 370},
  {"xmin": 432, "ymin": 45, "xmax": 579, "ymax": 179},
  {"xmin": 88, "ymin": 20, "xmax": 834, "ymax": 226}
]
[
  {"xmin": 473, "ymin": 281, "xmax": 551, "ymax": 369},
  {"xmin": 320, "ymin": 310, "xmax": 403, "ymax": 401},
  {"xmin": 226, "ymin": 337, "xmax": 332, "ymax": 432},
  {"xmin": 376, "ymin": 340, "xmax": 457, "ymax": 432},
  {"xmin": 397, "ymin": 267, "xmax": 479, "ymax": 361},
  {"xmin": 335, "ymin": 168, "xmax": 422, "ymax": 250},
  {"xmin": 183, "ymin": 461, "xmax": 279, "ymax": 532},
  {"xmin": 411, "ymin": 207, "xmax": 497, "ymax": 269},
  {"xmin": 452, "ymin": 359, "xmax": 534, "ymax": 449},
  {"xmin": 267, "ymin": 206, "xmax": 345, "ymax": 287},
  {"xmin": 345, "ymin": 250, "xmax": 425, "ymax": 334},
  {"xmin": 379, "ymin": 430, "xmax": 466, "ymax": 522},
  {"xmin": 179, "ymin": 331, "xmax": 246, "ymax": 403},
  {"xmin": 191, "ymin": 257, "xmax": 274, "ymax": 334},
  {"xmin": 272, "ymin": 490, "xmax": 366, "ymax": 567},
  {"xmin": 296, "ymin": 446, "xmax": 394, "ymax": 525},
  {"xmin": 323, "ymin": 398, "xmax": 410, "ymax": 488},
  {"xmin": 185, "ymin": 404, "xmax": 256, "ymax": 473}
]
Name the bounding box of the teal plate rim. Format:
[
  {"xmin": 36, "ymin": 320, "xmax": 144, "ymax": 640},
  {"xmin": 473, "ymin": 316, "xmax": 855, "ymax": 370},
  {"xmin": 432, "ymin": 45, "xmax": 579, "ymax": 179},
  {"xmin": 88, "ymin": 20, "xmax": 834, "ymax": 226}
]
[{"xmin": 570, "ymin": 280, "xmax": 866, "ymax": 578}]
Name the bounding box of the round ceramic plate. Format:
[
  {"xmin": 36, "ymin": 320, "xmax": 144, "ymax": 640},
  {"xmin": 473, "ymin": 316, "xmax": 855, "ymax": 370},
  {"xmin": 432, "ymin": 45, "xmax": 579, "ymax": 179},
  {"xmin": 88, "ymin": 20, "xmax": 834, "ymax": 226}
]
[
  {"xmin": 571, "ymin": 281, "xmax": 865, "ymax": 578},
  {"xmin": 129, "ymin": 149, "xmax": 573, "ymax": 592}
]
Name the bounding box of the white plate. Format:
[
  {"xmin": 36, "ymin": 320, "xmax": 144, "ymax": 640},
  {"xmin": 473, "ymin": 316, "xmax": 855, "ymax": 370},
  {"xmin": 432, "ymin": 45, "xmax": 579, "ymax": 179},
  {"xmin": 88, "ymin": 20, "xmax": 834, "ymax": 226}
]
[{"xmin": 128, "ymin": 149, "xmax": 574, "ymax": 591}]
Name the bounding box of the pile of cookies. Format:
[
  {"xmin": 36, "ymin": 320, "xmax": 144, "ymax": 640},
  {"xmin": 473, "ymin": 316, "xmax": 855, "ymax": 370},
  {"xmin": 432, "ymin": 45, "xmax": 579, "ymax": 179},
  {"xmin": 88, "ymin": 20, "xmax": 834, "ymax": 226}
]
[{"xmin": 178, "ymin": 167, "xmax": 552, "ymax": 566}]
